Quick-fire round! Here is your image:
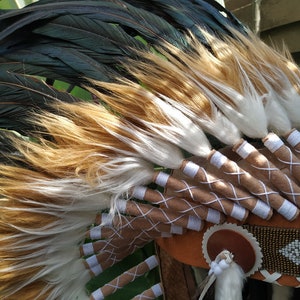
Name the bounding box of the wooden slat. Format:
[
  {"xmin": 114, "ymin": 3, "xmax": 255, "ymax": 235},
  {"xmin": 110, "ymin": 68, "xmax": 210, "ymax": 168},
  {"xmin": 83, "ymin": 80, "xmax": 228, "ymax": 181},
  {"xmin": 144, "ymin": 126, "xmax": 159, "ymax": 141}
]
[
  {"xmin": 226, "ymin": 0, "xmax": 300, "ymax": 31},
  {"xmin": 225, "ymin": 0, "xmax": 252, "ymax": 11},
  {"xmin": 226, "ymin": 0, "xmax": 300, "ymax": 55},
  {"xmin": 229, "ymin": 4, "xmax": 254, "ymax": 28},
  {"xmin": 157, "ymin": 246, "xmax": 197, "ymax": 300},
  {"xmin": 261, "ymin": 21, "xmax": 300, "ymax": 53},
  {"xmin": 260, "ymin": 0, "xmax": 300, "ymax": 31}
]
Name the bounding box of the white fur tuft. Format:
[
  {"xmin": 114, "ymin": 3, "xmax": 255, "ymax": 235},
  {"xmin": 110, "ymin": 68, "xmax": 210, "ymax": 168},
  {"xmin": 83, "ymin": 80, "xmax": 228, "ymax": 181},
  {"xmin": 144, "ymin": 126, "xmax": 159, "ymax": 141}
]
[
  {"xmin": 263, "ymin": 91, "xmax": 291, "ymax": 135},
  {"xmin": 159, "ymin": 89, "xmax": 242, "ymax": 145},
  {"xmin": 105, "ymin": 122, "xmax": 185, "ymax": 169},
  {"xmin": 95, "ymin": 156, "xmax": 154, "ymax": 194},
  {"xmin": 277, "ymin": 87, "xmax": 300, "ymax": 129},
  {"xmin": 146, "ymin": 94, "xmax": 212, "ymax": 157},
  {"xmin": 209, "ymin": 106, "xmax": 242, "ymax": 145},
  {"xmin": 193, "ymin": 69, "xmax": 268, "ymax": 139},
  {"xmin": 262, "ymin": 66, "xmax": 300, "ymax": 129},
  {"xmin": 214, "ymin": 261, "xmax": 245, "ymax": 300},
  {"xmin": 0, "ymin": 195, "xmax": 99, "ymax": 299}
]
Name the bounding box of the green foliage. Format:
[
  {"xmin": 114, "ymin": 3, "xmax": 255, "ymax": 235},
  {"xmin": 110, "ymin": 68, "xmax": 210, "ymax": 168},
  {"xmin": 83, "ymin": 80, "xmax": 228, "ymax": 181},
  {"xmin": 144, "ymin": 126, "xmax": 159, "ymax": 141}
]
[
  {"xmin": 53, "ymin": 80, "xmax": 93, "ymax": 101},
  {"xmin": 0, "ymin": 0, "xmax": 36, "ymax": 9},
  {"xmin": 86, "ymin": 242, "xmax": 162, "ymax": 299}
]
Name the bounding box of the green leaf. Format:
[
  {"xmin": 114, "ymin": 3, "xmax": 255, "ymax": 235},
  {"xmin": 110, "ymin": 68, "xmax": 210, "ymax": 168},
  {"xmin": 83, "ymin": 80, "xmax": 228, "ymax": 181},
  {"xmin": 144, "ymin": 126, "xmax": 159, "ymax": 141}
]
[
  {"xmin": 86, "ymin": 242, "xmax": 162, "ymax": 300},
  {"xmin": 0, "ymin": 0, "xmax": 36, "ymax": 10}
]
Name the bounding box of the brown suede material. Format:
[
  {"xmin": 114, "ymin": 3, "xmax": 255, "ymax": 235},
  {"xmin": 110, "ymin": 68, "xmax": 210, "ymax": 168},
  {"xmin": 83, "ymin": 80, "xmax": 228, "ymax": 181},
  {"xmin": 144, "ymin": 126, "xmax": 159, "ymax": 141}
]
[
  {"xmin": 156, "ymin": 149, "xmax": 300, "ymax": 286},
  {"xmin": 156, "ymin": 212, "xmax": 299, "ymax": 267}
]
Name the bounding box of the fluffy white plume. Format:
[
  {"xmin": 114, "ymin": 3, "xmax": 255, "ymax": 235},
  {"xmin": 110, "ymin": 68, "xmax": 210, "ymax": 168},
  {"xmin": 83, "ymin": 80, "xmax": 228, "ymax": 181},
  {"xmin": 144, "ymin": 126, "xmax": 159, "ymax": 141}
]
[
  {"xmin": 143, "ymin": 94, "xmax": 212, "ymax": 157},
  {"xmin": 160, "ymin": 81, "xmax": 242, "ymax": 145},
  {"xmin": 214, "ymin": 261, "xmax": 245, "ymax": 300},
  {"xmin": 263, "ymin": 91, "xmax": 292, "ymax": 135},
  {"xmin": 198, "ymin": 72, "xmax": 268, "ymax": 139},
  {"xmin": 0, "ymin": 195, "xmax": 102, "ymax": 299},
  {"xmin": 103, "ymin": 121, "xmax": 185, "ymax": 169}
]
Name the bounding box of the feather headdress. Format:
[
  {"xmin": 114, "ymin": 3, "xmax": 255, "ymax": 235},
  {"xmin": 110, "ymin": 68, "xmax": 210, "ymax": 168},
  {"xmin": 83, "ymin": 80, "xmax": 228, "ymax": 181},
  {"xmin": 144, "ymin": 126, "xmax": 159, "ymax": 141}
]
[{"xmin": 0, "ymin": 0, "xmax": 299, "ymax": 299}]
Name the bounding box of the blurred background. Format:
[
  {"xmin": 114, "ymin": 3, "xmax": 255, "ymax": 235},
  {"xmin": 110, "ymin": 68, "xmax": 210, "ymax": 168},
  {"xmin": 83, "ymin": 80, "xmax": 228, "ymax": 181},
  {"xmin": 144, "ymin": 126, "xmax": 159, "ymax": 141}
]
[{"xmin": 225, "ymin": 0, "xmax": 300, "ymax": 64}]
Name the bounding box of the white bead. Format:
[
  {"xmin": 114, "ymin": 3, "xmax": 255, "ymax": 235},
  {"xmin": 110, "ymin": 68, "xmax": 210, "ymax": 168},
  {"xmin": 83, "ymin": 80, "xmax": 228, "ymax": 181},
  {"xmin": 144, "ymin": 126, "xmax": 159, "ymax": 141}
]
[
  {"xmin": 219, "ymin": 259, "xmax": 230, "ymax": 270},
  {"xmin": 213, "ymin": 264, "xmax": 223, "ymax": 276}
]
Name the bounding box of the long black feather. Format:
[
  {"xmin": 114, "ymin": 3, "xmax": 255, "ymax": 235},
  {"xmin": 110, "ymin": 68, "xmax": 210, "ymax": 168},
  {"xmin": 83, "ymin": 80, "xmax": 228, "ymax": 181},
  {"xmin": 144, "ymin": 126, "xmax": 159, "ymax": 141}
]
[
  {"xmin": 0, "ymin": 1, "xmax": 189, "ymax": 87},
  {"xmin": 117, "ymin": 0, "xmax": 246, "ymax": 37},
  {"xmin": 0, "ymin": 1, "xmax": 187, "ymax": 49},
  {"xmin": 34, "ymin": 15, "xmax": 146, "ymax": 56},
  {"xmin": 2, "ymin": 40, "xmax": 121, "ymax": 83},
  {"xmin": 0, "ymin": 71, "xmax": 78, "ymax": 133},
  {"xmin": 0, "ymin": 0, "xmax": 247, "ymax": 134}
]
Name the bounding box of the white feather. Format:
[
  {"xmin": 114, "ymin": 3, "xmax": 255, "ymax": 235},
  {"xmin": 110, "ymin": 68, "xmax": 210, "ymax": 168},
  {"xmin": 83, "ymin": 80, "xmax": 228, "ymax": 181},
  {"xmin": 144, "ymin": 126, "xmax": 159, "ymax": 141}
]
[
  {"xmin": 104, "ymin": 122, "xmax": 185, "ymax": 169},
  {"xmin": 46, "ymin": 259, "xmax": 91, "ymax": 300},
  {"xmin": 277, "ymin": 87, "xmax": 300, "ymax": 129},
  {"xmin": 214, "ymin": 261, "xmax": 245, "ymax": 300},
  {"xmin": 260, "ymin": 66, "xmax": 300, "ymax": 129},
  {"xmin": 144, "ymin": 94, "xmax": 212, "ymax": 157},
  {"xmin": 0, "ymin": 205, "xmax": 94, "ymax": 299},
  {"xmin": 209, "ymin": 106, "xmax": 242, "ymax": 145},
  {"xmin": 263, "ymin": 91, "xmax": 291, "ymax": 134},
  {"xmin": 193, "ymin": 70, "xmax": 268, "ymax": 139},
  {"xmin": 95, "ymin": 156, "xmax": 154, "ymax": 194},
  {"xmin": 29, "ymin": 156, "xmax": 154, "ymax": 199},
  {"xmin": 159, "ymin": 77, "xmax": 242, "ymax": 145}
]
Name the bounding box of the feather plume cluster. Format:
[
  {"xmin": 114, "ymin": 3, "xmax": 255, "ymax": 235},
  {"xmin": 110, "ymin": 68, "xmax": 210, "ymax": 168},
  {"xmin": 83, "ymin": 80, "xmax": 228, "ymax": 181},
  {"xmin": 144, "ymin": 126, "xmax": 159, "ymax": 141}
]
[{"xmin": 0, "ymin": 0, "xmax": 299, "ymax": 299}]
